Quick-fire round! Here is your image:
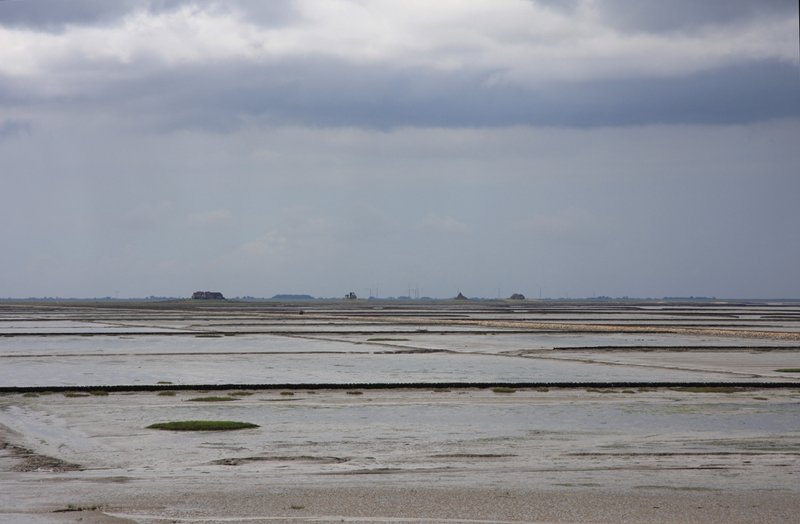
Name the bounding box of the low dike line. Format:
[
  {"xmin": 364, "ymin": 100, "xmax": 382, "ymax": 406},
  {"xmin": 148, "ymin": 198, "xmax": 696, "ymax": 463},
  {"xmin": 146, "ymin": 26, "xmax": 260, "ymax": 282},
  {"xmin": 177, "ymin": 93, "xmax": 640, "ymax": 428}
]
[{"xmin": 1, "ymin": 381, "xmax": 799, "ymax": 393}]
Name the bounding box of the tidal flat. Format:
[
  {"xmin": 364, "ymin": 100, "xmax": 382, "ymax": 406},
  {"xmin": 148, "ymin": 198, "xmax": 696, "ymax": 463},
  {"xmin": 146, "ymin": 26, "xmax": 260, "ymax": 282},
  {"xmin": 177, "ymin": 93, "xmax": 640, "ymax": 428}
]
[{"xmin": 1, "ymin": 299, "xmax": 799, "ymax": 522}]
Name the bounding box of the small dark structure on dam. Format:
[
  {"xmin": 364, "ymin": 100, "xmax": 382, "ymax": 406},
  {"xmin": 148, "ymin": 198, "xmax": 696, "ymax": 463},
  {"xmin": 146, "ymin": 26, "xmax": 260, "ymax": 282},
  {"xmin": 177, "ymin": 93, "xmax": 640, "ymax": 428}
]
[{"xmin": 192, "ymin": 291, "xmax": 225, "ymax": 300}]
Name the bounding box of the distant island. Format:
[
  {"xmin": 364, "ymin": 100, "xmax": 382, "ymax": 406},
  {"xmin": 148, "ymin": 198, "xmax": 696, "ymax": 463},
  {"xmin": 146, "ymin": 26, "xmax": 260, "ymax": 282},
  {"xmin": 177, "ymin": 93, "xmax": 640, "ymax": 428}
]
[{"xmin": 271, "ymin": 294, "xmax": 315, "ymax": 300}]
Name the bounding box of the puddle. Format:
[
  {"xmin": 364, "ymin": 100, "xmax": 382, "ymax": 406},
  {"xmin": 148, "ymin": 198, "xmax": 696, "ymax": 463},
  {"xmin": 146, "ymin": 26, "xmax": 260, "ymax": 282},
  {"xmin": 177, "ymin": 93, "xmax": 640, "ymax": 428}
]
[{"xmin": 0, "ymin": 351, "xmax": 751, "ymax": 387}]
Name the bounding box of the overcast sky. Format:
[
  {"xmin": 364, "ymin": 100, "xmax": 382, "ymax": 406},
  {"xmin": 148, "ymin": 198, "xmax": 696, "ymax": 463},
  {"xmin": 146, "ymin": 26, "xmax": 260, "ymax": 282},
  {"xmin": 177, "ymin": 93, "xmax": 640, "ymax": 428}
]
[{"xmin": 1, "ymin": 0, "xmax": 798, "ymax": 299}]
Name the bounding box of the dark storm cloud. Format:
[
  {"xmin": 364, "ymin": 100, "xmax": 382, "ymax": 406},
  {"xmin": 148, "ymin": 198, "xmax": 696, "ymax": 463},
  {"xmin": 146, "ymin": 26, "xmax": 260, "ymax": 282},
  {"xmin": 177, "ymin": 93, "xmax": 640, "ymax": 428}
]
[
  {"xmin": 541, "ymin": 60, "xmax": 800, "ymax": 127},
  {"xmin": 238, "ymin": 59, "xmax": 799, "ymax": 128},
  {"xmin": 9, "ymin": 56, "xmax": 795, "ymax": 131},
  {"xmin": 599, "ymin": 0, "xmax": 796, "ymax": 33}
]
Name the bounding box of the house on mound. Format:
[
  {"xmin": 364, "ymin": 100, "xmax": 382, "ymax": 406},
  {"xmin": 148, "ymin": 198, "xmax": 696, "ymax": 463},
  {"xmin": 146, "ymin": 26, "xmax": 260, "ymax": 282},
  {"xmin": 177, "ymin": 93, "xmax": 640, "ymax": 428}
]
[
  {"xmin": 192, "ymin": 291, "xmax": 225, "ymax": 300},
  {"xmin": 509, "ymin": 293, "xmax": 526, "ymax": 300}
]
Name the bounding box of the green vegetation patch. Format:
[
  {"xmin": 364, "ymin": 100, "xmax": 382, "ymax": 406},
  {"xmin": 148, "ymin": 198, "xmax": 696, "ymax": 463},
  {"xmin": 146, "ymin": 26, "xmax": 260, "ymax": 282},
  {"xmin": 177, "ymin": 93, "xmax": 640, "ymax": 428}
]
[
  {"xmin": 346, "ymin": 390, "xmax": 364, "ymax": 395},
  {"xmin": 147, "ymin": 420, "xmax": 259, "ymax": 431},
  {"xmin": 229, "ymin": 391, "xmax": 254, "ymax": 396},
  {"xmin": 158, "ymin": 391, "xmax": 177, "ymax": 396},
  {"xmin": 775, "ymin": 368, "xmax": 800, "ymax": 373},
  {"xmin": 491, "ymin": 387, "xmax": 517, "ymax": 394},
  {"xmin": 60, "ymin": 390, "xmax": 109, "ymax": 397},
  {"xmin": 187, "ymin": 396, "xmax": 239, "ymax": 402},
  {"xmin": 367, "ymin": 337, "xmax": 411, "ymax": 342}
]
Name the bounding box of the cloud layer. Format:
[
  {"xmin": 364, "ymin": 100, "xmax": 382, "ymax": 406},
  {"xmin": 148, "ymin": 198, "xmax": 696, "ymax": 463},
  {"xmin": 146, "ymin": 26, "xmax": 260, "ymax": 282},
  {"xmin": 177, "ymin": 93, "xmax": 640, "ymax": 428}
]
[
  {"xmin": 1, "ymin": 1, "xmax": 798, "ymax": 298},
  {"xmin": 1, "ymin": 0, "xmax": 797, "ymax": 128}
]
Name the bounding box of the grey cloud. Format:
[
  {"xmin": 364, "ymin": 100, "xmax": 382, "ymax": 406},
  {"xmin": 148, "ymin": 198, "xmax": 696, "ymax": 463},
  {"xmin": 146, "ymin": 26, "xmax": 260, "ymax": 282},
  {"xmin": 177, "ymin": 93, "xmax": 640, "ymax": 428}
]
[
  {"xmin": 0, "ymin": 119, "xmax": 30, "ymax": 139},
  {"xmin": 0, "ymin": 0, "xmax": 297, "ymax": 31},
  {"xmin": 1, "ymin": 1, "xmax": 796, "ymax": 131},
  {"xmin": 597, "ymin": 0, "xmax": 795, "ymax": 34},
  {"xmin": 11, "ymin": 57, "xmax": 795, "ymax": 131},
  {"xmin": 223, "ymin": 0, "xmax": 300, "ymax": 27},
  {"xmin": 0, "ymin": 0, "xmax": 182, "ymax": 30},
  {"xmin": 532, "ymin": 0, "xmax": 581, "ymax": 15},
  {"xmin": 534, "ymin": 60, "xmax": 800, "ymax": 127}
]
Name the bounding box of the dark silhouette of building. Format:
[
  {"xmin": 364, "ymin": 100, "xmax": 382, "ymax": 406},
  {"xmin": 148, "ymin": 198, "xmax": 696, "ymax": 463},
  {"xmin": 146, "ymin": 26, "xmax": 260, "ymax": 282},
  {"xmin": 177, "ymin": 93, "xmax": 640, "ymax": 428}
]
[{"xmin": 192, "ymin": 291, "xmax": 225, "ymax": 300}]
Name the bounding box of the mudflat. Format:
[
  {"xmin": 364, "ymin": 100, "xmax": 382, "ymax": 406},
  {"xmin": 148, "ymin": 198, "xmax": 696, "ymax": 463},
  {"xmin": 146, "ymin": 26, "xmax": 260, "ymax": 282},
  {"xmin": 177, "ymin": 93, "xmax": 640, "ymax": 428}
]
[{"xmin": 1, "ymin": 299, "xmax": 798, "ymax": 522}]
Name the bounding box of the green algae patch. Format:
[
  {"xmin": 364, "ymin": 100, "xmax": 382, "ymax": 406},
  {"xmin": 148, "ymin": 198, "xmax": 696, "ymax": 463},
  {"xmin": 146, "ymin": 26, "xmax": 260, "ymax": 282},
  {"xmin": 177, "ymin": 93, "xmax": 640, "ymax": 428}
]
[
  {"xmin": 147, "ymin": 420, "xmax": 259, "ymax": 431},
  {"xmin": 775, "ymin": 368, "xmax": 800, "ymax": 373}
]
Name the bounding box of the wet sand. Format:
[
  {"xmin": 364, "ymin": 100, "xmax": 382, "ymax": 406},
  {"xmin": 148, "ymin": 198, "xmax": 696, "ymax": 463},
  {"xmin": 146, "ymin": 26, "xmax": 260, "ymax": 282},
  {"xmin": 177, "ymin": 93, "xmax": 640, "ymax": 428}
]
[
  {"xmin": 11, "ymin": 486, "xmax": 800, "ymax": 524},
  {"xmin": 1, "ymin": 299, "xmax": 799, "ymax": 522},
  {"xmin": 2, "ymin": 387, "xmax": 800, "ymax": 523}
]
